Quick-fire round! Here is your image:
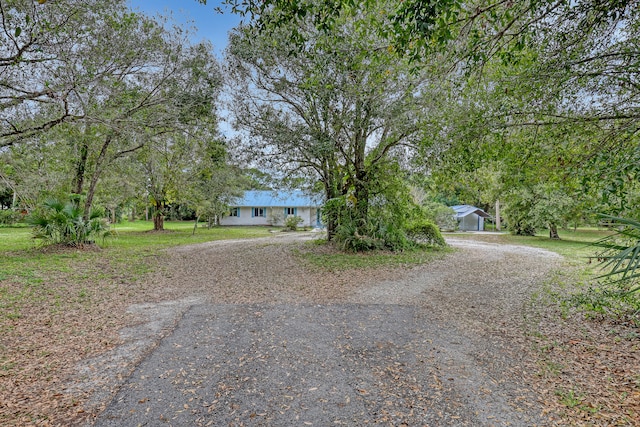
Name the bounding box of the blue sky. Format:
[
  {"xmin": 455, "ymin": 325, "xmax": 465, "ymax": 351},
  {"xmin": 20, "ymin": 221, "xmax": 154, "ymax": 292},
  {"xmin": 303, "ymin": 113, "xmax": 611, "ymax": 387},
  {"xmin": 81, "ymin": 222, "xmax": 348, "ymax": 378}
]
[{"xmin": 127, "ymin": 0, "xmax": 242, "ymax": 56}]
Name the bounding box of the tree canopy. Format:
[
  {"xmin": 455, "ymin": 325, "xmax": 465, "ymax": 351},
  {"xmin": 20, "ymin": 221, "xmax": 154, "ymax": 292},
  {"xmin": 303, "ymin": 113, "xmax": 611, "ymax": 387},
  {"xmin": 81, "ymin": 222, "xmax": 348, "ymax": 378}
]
[
  {"xmin": 3, "ymin": 0, "xmax": 639, "ymax": 245},
  {"xmin": 1, "ymin": 0, "xmax": 241, "ymax": 233},
  {"xmin": 225, "ymin": 4, "xmax": 448, "ymax": 246}
]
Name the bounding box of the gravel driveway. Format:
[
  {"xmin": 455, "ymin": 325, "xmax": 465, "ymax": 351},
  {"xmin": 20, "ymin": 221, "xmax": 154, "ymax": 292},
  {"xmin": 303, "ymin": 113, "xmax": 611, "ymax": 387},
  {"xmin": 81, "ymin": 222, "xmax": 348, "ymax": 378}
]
[{"xmin": 86, "ymin": 234, "xmax": 562, "ymax": 426}]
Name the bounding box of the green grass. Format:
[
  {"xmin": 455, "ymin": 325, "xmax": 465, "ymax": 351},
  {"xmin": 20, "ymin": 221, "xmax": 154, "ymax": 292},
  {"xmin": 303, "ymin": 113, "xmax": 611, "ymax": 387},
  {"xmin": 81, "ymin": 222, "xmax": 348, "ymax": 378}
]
[
  {"xmin": 450, "ymin": 228, "xmax": 613, "ymax": 260},
  {"xmin": 0, "ymin": 227, "xmax": 33, "ymax": 252},
  {"xmin": 106, "ymin": 220, "xmax": 272, "ymax": 249},
  {"xmin": 0, "ymin": 221, "xmax": 273, "ymax": 323}
]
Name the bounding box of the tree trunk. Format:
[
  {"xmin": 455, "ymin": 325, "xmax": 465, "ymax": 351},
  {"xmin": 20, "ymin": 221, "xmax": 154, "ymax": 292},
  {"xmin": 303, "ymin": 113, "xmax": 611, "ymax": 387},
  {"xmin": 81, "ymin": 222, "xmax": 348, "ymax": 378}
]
[
  {"xmin": 322, "ymin": 168, "xmax": 342, "ymax": 241},
  {"xmin": 153, "ymin": 212, "xmax": 164, "ymax": 231},
  {"xmin": 192, "ymin": 216, "xmax": 199, "ymax": 236},
  {"xmin": 354, "ymin": 171, "xmax": 369, "ymax": 235},
  {"xmin": 495, "ymin": 200, "xmax": 501, "ymax": 231},
  {"xmin": 84, "ymin": 134, "xmax": 113, "ymax": 220},
  {"xmin": 326, "ymin": 217, "xmax": 337, "ymax": 241},
  {"xmin": 549, "ymin": 223, "xmax": 560, "ymax": 239},
  {"xmin": 72, "ymin": 140, "xmax": 89, "ymax": 195},
  {"xmin": 153, "ymin": 201, "xmax": 164, "ymax": 231},
  {"xmin": 353, "ymin": 105, "xmax": 369, "ymax": 236}
]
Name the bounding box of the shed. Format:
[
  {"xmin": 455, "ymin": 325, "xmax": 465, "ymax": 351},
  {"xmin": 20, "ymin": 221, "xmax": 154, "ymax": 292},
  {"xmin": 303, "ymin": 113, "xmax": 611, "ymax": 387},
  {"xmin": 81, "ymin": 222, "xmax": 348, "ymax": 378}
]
[
  {"xmin": 451, "ymin": 205, "xmax": 492, "ymax": 231},
  {"xmin": 219, "ymin": 190, "xmax": 322, "ymax": 227}
]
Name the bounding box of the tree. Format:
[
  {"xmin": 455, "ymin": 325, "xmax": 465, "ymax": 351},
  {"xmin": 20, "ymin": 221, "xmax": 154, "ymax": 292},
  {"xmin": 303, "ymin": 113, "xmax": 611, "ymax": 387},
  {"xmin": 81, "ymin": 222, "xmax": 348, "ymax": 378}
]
[
  {"xmin": 137, "ymin": 128, "xmax": 233, "ymax": 231},
  {"xmin": 0, "ymin": 133, "xmax": 73, "ymax": 210},
  {"xmin": 1, "ymin": 1, "xmax": 128, "ymax": 146},
  {"xmin": 1, "ymin": 1, "xmax": 223, "ymax": 223},
  {"xmin": 226, "ymin": 9, "xmax": 439, "ymax": 245},
  {"xmin": 219, "ymin": 0, "xmax": 639, "ymax": 179},
  {"xmin": 191, "ymin": 157, "xmax": 247, "ymax": 229},
  {"xmin": 60, "ymin": 12, "xmax": 222, "ymax": 219}
]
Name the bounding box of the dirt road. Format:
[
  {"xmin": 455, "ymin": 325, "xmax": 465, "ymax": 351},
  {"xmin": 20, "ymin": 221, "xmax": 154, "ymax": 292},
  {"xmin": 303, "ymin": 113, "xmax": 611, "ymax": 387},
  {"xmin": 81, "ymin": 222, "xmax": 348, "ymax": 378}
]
[{"xmin": 84, "ymin": 234, "xmax": 562, "ymax": 426}]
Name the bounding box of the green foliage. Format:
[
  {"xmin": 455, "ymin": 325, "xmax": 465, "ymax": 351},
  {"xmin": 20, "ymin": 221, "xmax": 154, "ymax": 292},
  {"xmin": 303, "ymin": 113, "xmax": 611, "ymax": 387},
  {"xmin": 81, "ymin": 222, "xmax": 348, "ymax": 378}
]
[
  {"xmin": 284, "ymin": 215, "xmax": 303, "ymax": 231},
  {"xmin": 406, "ymin": 220, "xmax": 446, "ymax": 247},
  {"xmin": 227, "ymin": 12, "xmax": 434, "ymax": 251},
  {"xmin": 421, "ymin": 201, "xmax": 457, "ymax": 231},
  {"xmin": 567, "ymin": 286, "xmax": 640, "ymax": 326},
  {"xmin": 326, "ymin": 184, "xmax": 444, "ymax": 252},
  {"xmin": 28, "ymin": 198, "xmax": 111, "ymax": 246},
  {"xmin": 555, "ymin": 388, "xmax": 586, "ymax": 410},
  {"xmin": 324, "ymin": 196, "xmax": 393, "ymax": 252},
  {"xmin": 592, "ymin": 215, "xmax": 640, "ymax": 294},
  {"xmin": 333, "ymin": 217, "xmax": 385, "ymax": 252},
  {"xmin": 503, "ymin": 188, "xmax": 537, "ymax": 236},
  {"xmin": 0, "ymin": 210, "xmax": 21, "ymax": 226}
]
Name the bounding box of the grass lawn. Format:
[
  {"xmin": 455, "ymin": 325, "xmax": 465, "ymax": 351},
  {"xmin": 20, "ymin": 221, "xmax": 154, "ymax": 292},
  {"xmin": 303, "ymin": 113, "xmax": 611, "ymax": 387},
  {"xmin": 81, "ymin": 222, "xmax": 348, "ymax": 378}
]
[
  {"xmin": 0, "ymin": 221, "xmax": 272, "ymax": 319},
  {"xmin": 446, "ymin": 228, "xmax": 613, "ymax": 263}
]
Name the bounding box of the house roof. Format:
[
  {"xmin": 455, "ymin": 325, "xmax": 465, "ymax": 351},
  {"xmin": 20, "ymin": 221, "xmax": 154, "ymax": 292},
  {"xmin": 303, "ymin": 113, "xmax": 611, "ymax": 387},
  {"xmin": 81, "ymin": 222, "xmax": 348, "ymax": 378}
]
[
  {"xmin": 233, "ymin": 190, "xmax": 321, "ymax": 208},
  {"xmin": 451, "ymin": 205, "xmax": 491, "ymax": 219}
]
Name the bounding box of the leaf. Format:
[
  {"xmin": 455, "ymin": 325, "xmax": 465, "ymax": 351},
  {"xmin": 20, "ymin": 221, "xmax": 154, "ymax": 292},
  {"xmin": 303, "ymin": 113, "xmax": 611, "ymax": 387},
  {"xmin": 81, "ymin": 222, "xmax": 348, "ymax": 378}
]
[{"xmin": 15, "ymin": 27, "xmax": 22, "ymax": 37}]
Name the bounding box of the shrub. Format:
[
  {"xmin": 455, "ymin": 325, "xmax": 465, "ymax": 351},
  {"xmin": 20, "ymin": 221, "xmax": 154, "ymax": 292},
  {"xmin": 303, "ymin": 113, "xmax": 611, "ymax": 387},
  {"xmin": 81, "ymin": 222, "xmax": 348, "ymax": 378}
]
[
  {"xmin": 0, "ymin": 210, "xmax": 20, "ymax": 225},
  {"xmin": 284, "ymin": 215, "xmax": 304, "ymax": 231},
  {"xmin": 334, "ymin": 219, "xmax": 385, "ymax": 252},
  {"xmin": 406, "ymin": 220, "xmax": 446, "ymax": 247},
  {"xmin": 568, "ymin": 286, "xmax": 640, "ymax": 326},
  {"xmin": 510, "ymin": 220, "xmax": 536, "ymax": 236},
  {"xmin": 28, "ymin": 198, "xmax": 111, "ymax": 246},
  {"xmin": 269, "ymin": 211, "xmax": 284, "ymax": 226},
  {"xmin": 592, "ymin": 215, "xmax": 640, "ymax": 294},
  {"xmin": 422, "ymin": 201, "xmax": 457, "ymax": 231}
]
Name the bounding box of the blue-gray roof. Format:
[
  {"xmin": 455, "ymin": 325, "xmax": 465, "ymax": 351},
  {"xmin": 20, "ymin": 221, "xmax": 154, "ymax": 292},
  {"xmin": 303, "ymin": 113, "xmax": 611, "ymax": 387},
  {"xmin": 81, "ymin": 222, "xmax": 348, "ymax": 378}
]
[
  {"xmin": 233, "ymin": 190, "xmax": 322, "ymax": 208},
  {"xmin": 451, "ymin": 205, "xmax": 491, "ymax": 218}
]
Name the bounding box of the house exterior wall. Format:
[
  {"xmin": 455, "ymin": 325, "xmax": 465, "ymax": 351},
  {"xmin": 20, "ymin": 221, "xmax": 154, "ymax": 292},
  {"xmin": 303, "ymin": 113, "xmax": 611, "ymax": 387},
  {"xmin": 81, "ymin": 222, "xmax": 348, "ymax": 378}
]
[
  {"xmin": 220, "ymin": 207, "xmax": 269, "ymax": 226},
  {"xmin": 459, "ymin": 214, "xmax": 484, "ymax": 231},
  {"xmin": 220, "ymin": 206, "xmax": 318, "ymax": 227}
]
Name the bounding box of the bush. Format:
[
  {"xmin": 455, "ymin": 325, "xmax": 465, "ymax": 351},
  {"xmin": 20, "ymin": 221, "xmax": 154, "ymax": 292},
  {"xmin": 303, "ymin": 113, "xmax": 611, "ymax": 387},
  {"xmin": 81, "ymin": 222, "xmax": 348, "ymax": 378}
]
[
  {"xmin": 0, "ymin": 210, "xmax": 20, "ymax": 225},
  {"xmin": 284, "ymin": 215, "xmax": 303, "ymax": 231},
  {"xmin": 592, "ymin": 215, "xmax": 640, "ymax": 294},
  {"xmin": 406, "ymin": 220, "xmax": 446, "ymax": 247},
  {"xmin": 268, "ymin": 211, "xmax": 284, "ymax": 226},
  {"xmin": 334, "ymin": 219, "xmax": 385, "ymax": 252},
  {"xmin": 510, "ymin": 220, "xmax": 536, "ymax": 236},
  {"xmin": 422, "ymin": 201, "xmax": 457, "ymax": 231},
  {"xmin": 28, "ymin": 198, "xmax": 111, "ymax": 246}
]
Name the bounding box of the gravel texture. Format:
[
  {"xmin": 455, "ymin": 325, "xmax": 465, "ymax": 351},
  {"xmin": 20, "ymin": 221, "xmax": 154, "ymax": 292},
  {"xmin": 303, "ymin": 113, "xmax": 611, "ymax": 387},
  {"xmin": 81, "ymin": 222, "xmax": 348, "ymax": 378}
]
[{"xmin": 86, "ymin": 233, "xmax": 563, "ymax": 426}]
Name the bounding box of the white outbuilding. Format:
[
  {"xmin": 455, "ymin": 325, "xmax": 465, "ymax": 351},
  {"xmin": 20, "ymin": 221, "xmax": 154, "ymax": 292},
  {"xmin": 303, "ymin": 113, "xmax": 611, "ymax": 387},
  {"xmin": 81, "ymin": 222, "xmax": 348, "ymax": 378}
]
[{"xmin": 451, "ymin": 205, "xmax": 491, "ymax": 231}]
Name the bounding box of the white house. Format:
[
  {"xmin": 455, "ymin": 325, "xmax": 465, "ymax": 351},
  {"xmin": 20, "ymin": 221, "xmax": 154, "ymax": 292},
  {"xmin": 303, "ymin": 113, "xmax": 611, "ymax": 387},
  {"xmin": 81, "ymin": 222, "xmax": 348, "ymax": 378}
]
[
  {"xmin": 451, "ymin": 205, "xmax": 491, "ymax": 231},
  {"xmin": 220, "ymin": 190, "xmax": 322, "ymax": 227}
]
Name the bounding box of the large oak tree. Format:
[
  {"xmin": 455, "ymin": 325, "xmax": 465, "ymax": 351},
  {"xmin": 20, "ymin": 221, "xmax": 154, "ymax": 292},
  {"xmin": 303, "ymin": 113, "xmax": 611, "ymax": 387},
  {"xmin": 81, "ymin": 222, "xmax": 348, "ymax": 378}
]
[{"xmin": 225, "ymin": 7, "xmax": 441, "ymax": 241}]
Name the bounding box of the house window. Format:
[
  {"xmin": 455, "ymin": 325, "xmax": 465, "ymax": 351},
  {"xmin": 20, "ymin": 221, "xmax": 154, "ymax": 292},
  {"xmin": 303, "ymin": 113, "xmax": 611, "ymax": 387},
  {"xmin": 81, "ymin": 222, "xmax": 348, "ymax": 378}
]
[
  {"xmin": 285, "ymin": 207, "xmax": 297, "ymax": 216},
  {"xmin": 252, "ymin": 207, "xmax": 266, "ymax": 217},
  {"xmin": 229, "ymin": 207, "xmax": 239, "ymax": 217}
]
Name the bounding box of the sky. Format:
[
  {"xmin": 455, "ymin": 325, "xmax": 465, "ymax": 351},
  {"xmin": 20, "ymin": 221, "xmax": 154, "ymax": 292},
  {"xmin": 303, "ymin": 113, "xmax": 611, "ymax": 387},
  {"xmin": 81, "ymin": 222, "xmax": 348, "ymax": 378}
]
[{"xmin": 127, "ymin": 0, "xmax": 243, "ymax": 57}]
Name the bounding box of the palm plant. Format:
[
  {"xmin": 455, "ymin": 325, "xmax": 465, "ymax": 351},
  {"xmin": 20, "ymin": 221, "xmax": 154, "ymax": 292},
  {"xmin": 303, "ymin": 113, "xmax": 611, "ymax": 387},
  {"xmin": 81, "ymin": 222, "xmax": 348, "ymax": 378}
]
[
  {"xmin": 29, "ymin": 197, "xmax": 111, "ymax": 246},
  {"xmin": 592, "ymin": 215, "xmax": 640, "ymax": 293}
]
